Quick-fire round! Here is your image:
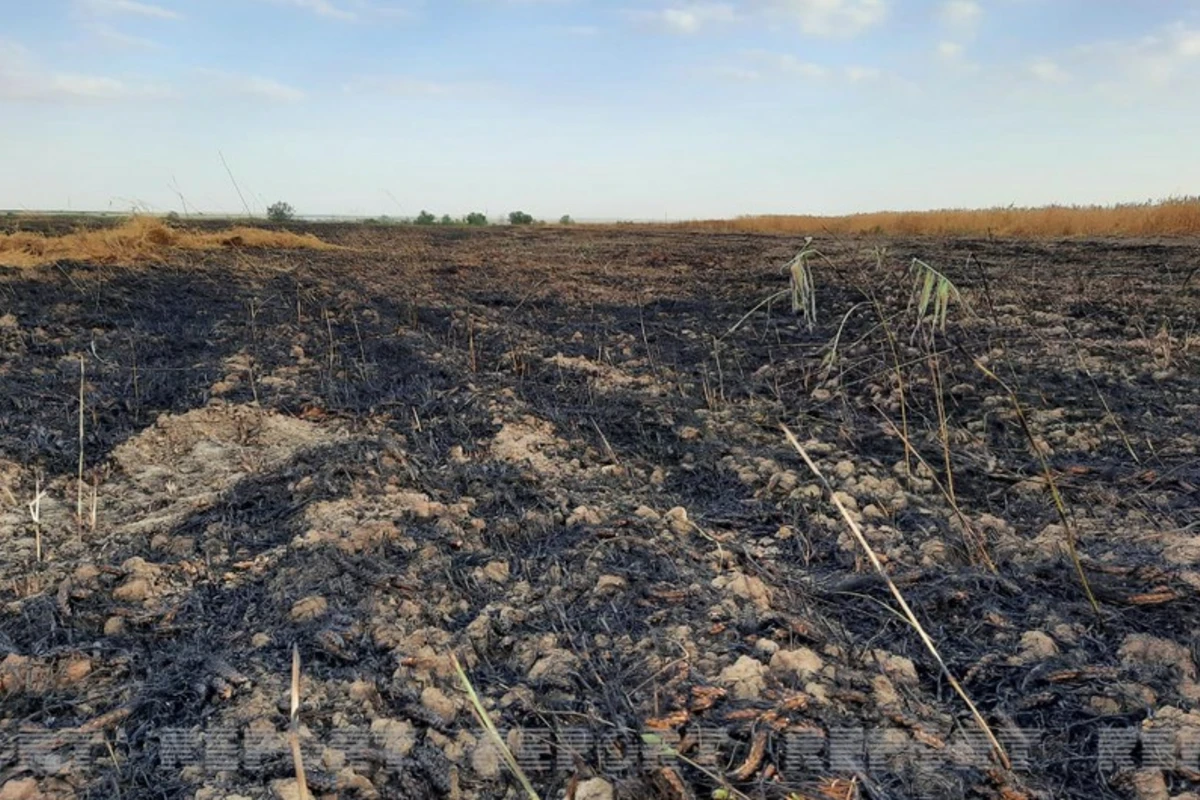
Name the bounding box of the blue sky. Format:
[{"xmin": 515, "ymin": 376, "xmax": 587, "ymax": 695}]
[{"xmin": 2, "ymin": 0, "xmax": 1199, "ymax": 219}]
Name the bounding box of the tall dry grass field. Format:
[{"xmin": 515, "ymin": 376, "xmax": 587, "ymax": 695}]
[{"xmin": 671, "ymin": 196, "xmax": 1200, "ymax": 237}]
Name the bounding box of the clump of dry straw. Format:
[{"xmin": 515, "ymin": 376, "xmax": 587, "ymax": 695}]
[{"xmin": 0, "ymin": 216, "xmax": 333, "ymax": 267}]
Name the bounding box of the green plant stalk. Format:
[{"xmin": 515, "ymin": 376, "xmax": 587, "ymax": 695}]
[
  {"xmin": 726, "ymin": 237, "xmax": 839, "ymax": 338},
  {"xmin": 909, "ymin": 258, "xmax": 966, "ymax": 340}
]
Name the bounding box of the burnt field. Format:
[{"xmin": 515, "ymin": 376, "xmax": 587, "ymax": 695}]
[{"xmin": 1, "ymin": 225, "xmax": 1199, "ymax": 800}]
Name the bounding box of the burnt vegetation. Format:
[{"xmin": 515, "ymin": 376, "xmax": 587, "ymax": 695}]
[{"xmin": 1, "ymin": 221, "xmax": 1198, "ymax": 800}]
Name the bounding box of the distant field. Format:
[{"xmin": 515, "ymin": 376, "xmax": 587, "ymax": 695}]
[
  {"xmin": 8, "ymin": 196, "xmax": 1200, "ymax": 239},
  {"xmin": 672, "ymin": 197, "xmax": 1200, "ymax": 237}
]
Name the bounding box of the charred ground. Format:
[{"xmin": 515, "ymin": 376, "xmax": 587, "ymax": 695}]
[{"xmin": 1, "ymin": 225, "xmax": 1198, "ymax": 800}]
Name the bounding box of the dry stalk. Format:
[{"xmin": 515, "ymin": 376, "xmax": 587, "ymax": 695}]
[
  {"xmin": 29, "ymin": 471, "xmax": 47, "ymax": 563},
  {"xmin": 352, "ymin": 309, "xmax": 369, "ymax": 380},
  {"xmin": 590, "ymin": 418, "xmax": 620, "ymax": 467},
  {"xmin": 1063, "ymin": 327, "xmax": 1140, "ymax": 465},
  {"xmin": 972, "ymin": 361, "xmax": 1100, "ymax": 615},
  {"xmin": 451, "ymin": 653, "xmax": 540, "ymax": 800},
  {"xmin": 247, "ymin": 300, "xmax": 261, "ymax": 405},
  {"xmin": 639, "ymin": 732, "xmax": 753, "ymax": 800},
  {"xmin": 324, "ymin": 309, "xmax": 336, "ymax": 378},
  {"xmin": 780, "ymin": 424, "xmax": 1010, "ymax": 770},
  {"xmin": 723, "ymin": 289, "xmax": 790, "ymax": 339},
  {"xmin": 711, "ymin": 336, "xmax": 726, "ymax": 406},
  {"xmin": 129, "ymin": 339, "xmax": 141, "ymax": 425},
  {"xmin": 289, "ymin": 643, "xmax": 310, "ymax": 800},
  {"xmin": 871, "ymin": 298, "xmax": 913, "ymax": 478},
  {"xmin": 928, "ymin": 356, "xmax": 957, "ymax": 508},
  {"xmin": 77, "ymin": 357, "xmax": 85, "ymax": 526},
  {"xmin": 876, "ymin": 409, "xmax": 995, "ymax": 572},
  {"xmin": 90, "ymin": 473, "xmax": 99, "ymax": 533},
  {"xmin": 468, "ymin": 314, "xmax": 478, "ymax": 374}
]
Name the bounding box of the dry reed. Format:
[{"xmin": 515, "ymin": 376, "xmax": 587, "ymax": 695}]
[{"xmin": 669, "ymin": 197, "xmax": 1200, "ymax": 238}]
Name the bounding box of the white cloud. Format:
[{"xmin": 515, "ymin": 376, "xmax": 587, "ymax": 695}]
[
  {"xmin": 1056, "ymin": 22, "xmax": 1200, "ymax": 92},
  {"xmin": 1028, "ymin": 57, "xmax": 1069, "ymax": 83},
  {"xmin": 265, "ymin": 0, "xmax": 419, "ymax": 20},
  {"xmin": 1178, "ymin": 28, "xmax": 1200, "ymax": 57},
  {"xmin": 634, "ymin": 0, "xmax": 884, "ymax": 37},
  {"xmin": 937, "ymin": 40, "xmax": 964, "ymax": 60},
  {"xmin": 632, "ymin": 3, "xmax": 738, "ymax": 34},
  {"xmin": 199, "ymin": 70, "xmax": 307, "ymax": 101},
  {"xmin": 762, "ymin": 0, "xmax": 888, "ymax": 37},
  {"xmin": 845, "ymin": 65, "xmax": 881, "ymax": 82},
  {"xmin": 554, "ymin": 24, "xmax": 601, "ymax": 36},
  {"xmin": 342, "ymin": 76, "xmax": 490, "ymax": 96},
  {"xmin": 717, "ymin": 50, "xmax": 893, "ymax": 84},
  {"xmin": 88, "ymin": 24, "xmax": 164, "ymax": 50},
  {"xmin": 349, "ymin": 1, "xmax": 421, "ymax": 19},
  {"xmin": 76, "ymin": 0, "xmax": 182, "ymax": 20},
  {"xmin": 745, "ymin": 50, "xmax": 828, "ymax": 78},
  {"xmin": 935, "ymin": 39, "xmax": 979, "ymax": 72},
  {"xmin": 257, "ymin": 0, "xmax": 358, "ymax": 21},
  {"xmin": 711, "ymin": 65, "xmax": 761, "ymax": 81},
  {"xmin": 939, "ymin": 0, "xmax": 981, "ymax": 30},
  {"xmin": 0, "ymin": 38, "xmax": 167, "ymax": 101}
]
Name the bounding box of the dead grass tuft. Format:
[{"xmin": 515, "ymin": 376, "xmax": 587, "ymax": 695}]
[
  {"xmin": 670, "ymin": 196, "xmax": 1200, "ymax": 238},
  {"xmin": 0, "ymin": 216, "xmax": 334, "ymax": 267}
]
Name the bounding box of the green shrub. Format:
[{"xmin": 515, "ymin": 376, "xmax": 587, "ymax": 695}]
[
  {"xmin": 414, "ymin": 210, "xmax": 436, "ymax": 225},
  {"xmin": 267, "ymin": 201, "xmax": 295, "ymax": 222},
  {"xmin": 465, "ymin": 212, "xmax": 488, "ymax": 226},
  {"xmin": 508, "ymin": 211, "xmax": 533, "ymax": 225}
]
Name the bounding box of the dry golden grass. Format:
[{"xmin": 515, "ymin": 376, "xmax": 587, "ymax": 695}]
[
  {"xmin": 0, "ymin": 216, "xmax": 334, "ymax": 267},
  {"xmin": 671, "ymin": 196, "xmax": 1200, "ymax": 238}
]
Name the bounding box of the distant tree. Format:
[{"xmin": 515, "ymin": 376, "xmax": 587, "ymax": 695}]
[
  {"xmin": 508, "ymin": 210, "xmax": 534, "ymax": 225},
  {"xmin": 440, "ymin": 214, "xmax": 454, "ymax": 225},
  {"xmin": 414, "ymin": 210, "xmax": 436, "ymax": 225},
  {"xmin": 465, "ymin": 212, "xmax": 488, "ymax": 226},
  {"xmin": 267, "ymin": 201, "xmax": 295, "ymax": 222},
  {"xmin": 559, "ymin": 214, "xmax": 574, "ymax": 225}
]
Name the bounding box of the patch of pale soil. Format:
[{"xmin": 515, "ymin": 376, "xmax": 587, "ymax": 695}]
[
  {"xmin": 211, "ymin": 349, "xmax": 304, "ymax": 396},
  {"xmin": 296, "ymin": 488, "xmax": 486, "ymax": 553},
  {"xmin": 488, "ymin": 414, "xmax": 569, "ymax": 477},
  {"xmin": 545, "ymin": 353, "xmax": 660, "ymax": 393},
  {"xmin": 106, "ymin": 402, "xmax": 341, "ymax": 538},
  {"xmin": 0, "ymin": 459, "xmax": 19, "ymax": 508}
]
